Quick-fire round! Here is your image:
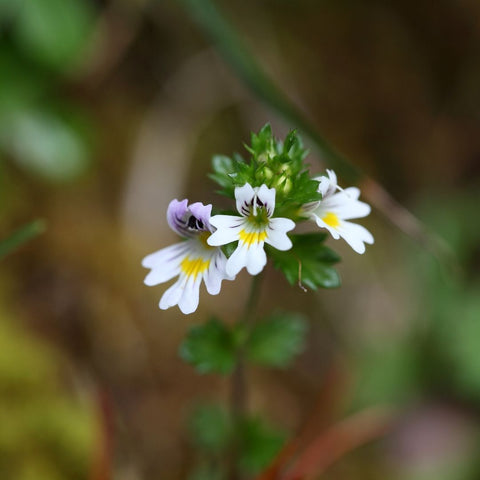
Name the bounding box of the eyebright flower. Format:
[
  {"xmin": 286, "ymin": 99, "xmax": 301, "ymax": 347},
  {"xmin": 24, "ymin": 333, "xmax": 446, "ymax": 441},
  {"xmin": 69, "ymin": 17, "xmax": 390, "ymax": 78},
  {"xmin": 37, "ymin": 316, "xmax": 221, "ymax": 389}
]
[
  {"xmin": 142, "ymin": 199, "xmax": 231, "ymax": 315},
  {"xmin": 306, "ymin": 169, "xmax": 374, "ymax": 254},
  {"xmin": 207, "ymin": 183, "xmax": 295, "ymax": 276}
]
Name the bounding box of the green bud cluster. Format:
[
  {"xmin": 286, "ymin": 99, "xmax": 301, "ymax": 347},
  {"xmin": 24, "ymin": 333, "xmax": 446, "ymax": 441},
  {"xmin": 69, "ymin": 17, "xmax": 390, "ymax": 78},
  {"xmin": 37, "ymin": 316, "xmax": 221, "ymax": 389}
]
[{"xmin": 209, "ymin": 124, "xmax": 321, "ymax": 220}]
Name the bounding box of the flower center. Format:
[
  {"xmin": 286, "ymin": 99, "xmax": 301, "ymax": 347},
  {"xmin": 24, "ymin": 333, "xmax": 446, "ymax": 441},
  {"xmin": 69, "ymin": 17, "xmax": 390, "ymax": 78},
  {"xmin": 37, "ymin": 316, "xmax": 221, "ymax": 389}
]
[
  {"xmin": 322, "ymin": 212, "xmax": 340, "ymax": 228},
  {"xmin": 197, "ymin": 231, "xmax": 214, "ymax": 250},
  {"xmin": 239, "ymin": 229, "xmax": 267, "ymax": 246},
  {"xmin": 247, "ymin": 207, "xmax": 269, "ymax": 227},
  {"xmin": 180, "ymin": 256, "xmax": 210, "ymax": 279}
]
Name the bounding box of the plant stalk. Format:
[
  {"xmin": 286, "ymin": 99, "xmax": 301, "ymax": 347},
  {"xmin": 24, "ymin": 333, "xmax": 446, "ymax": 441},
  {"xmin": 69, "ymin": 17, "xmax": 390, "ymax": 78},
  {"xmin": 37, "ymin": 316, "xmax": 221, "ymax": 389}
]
[{"xmin": 229, "ymin": 272, "xmax": 264, "ymax": 480}]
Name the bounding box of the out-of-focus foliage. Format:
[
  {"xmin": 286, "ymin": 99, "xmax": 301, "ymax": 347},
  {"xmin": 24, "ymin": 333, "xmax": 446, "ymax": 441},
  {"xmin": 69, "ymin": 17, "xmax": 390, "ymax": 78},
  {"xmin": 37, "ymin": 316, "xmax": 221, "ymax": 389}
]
[
  {"xmin": 189, "ymin": 404, "xmax": 232, "ymax": 454},
  {"xmin": 14, "ymin": 0, "xmax": 94, "ymax": 71},
  {"xmin": 0, "ymin": 310, "xmax": 96, "ymax": 480},
  {"xmin": 0, "ymin": 219, "xmax": 45, "ymax": 259},
  {"xmin": 188, "ymin": 403, "xmax": 284, "ymax": 477},
  {"xmin": 238, "ymin": 417, "xmax": 285, "ymax": 475},
  {"xmin": 0, "ymin": 0, "xmax": 94, "ymax": 183}
]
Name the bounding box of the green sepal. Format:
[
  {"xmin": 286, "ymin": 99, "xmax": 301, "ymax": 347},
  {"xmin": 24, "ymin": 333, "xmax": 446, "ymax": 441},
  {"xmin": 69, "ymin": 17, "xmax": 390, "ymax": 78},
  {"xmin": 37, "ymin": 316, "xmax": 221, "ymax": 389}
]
[{"xmin": 268, "ymin": 233, "xmax": 341, "ymax": 290}]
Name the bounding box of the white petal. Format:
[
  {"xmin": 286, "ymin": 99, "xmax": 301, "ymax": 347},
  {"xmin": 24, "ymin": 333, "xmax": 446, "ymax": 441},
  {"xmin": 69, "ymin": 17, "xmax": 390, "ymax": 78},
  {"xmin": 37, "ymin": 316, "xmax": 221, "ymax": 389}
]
[
  {"xmin": 204, "ymin": 251, "xmax": 229, "ymax": 294},
  {"xmin": 245, "ymin": 243, "xmax": 267, "ymax": 275},
  {"xmin": 337, "ymin": 221, "xmax": 374, "ymax": 254},
  {"xmin": 178, "ymin": 276, "xmax": 202, "ymax": 314},
  {"xmin": 338, "ymin": 200, "xmax": 371, "ymax": 220},
  {"xmin": 159, "ymin": 277, "xmax": 186, "ymax": 310},
  {"xmin": 343, "ymin": 187, "xmax": 360, "ymax": 200},
  {"xmin": 312, "ymin": 215, "xmax": 341, "ymax": 240},
  {"xmin": 142, "ymin": 242, "xmax": 188, "ymax": 269},
  {"xmin": 256, "ymin": 184, "xmax": 276, "ymax": 216},
  {"xmin": 316, "ymin": 169, "xmax": 338, "ymax": 197},
  {"xmin": 235, "ymin": 183, "xmax": 255, "ymax": 216},
  {"xmin": 314, "ymin": 190, "xmax": 370, "ymax": 220},
  {"xmin": 143, "ymin": 243, "xmax": 189, "ymax": 286},
  {"xmin": 209, "ymin": 214, "xmax": 243, "ymax": 230},
  {"xmin": 226, "ymin": 243, "xmax": 249, "ymax": 277},
  {"xmin": 265, "ymin": 217, "xmax": 295, "ymax": 251},
  {"xmin": 144, "ymin": 263, "xmax": 180, "ymax": 286},
  {"xmin": 207, "ymin": 216, "xmax": 243, "ymax": 246}
]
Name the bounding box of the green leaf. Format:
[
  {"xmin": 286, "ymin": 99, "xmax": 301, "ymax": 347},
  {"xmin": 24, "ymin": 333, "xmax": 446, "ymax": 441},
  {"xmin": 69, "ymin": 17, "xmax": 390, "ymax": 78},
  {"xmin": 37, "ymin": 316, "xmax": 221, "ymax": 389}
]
[
  {"xmin": 179, "ymin": 318, "xmax": 237, "ymax": 374},
  {"xmin": 247, "ymin": 312, "xmax": 307, "ymax": 368},
  {"xmin": 249, "ymin": 123, "xmax": 275, "ymax": 161},
  {"xmin": 188, "ymin": 404, "xmax": 232, "ymax": 453},
  {"xmin": 0, "ymin": 52, "xmax": 47, "ymax": 117},
  {"xmin": 269, "ymin": 233, "xmax": 341, "ymax": 290},
  {"xmin": 208, "ymin": 154, "xmax": 237, "ymax": 196},
  {"xmin": 238, "ymin": 417, "xmax": 285, "ymax": 474},
  {"xmin": 0, "ymin": 220, "xmax": 46, "ymax": 259},
  {"xmin": 14, "ymin": 0, "xmax": 94, "ymax": 71}
]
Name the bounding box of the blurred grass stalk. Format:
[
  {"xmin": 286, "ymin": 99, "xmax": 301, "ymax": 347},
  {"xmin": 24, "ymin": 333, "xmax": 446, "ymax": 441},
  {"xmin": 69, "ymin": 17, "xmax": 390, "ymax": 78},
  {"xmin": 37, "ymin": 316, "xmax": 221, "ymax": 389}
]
[
  {"xmin": 0, "ymin": 219, "xmax": 46, "ymax": 259},
  {"xmin": 178, "ymin": 0, "xmax": 456, "ymax": 270}
]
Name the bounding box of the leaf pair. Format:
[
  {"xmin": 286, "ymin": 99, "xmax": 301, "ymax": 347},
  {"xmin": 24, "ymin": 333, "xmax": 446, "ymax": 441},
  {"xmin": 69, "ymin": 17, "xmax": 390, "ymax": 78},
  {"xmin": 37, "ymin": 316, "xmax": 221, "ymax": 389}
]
[
  {"xmin": 189, "ymin": 404, "xmax": 285, "ymax": 476},
  {"xmin": 180, "ymin": 313, "xmax": 308, "ymax": 375}
]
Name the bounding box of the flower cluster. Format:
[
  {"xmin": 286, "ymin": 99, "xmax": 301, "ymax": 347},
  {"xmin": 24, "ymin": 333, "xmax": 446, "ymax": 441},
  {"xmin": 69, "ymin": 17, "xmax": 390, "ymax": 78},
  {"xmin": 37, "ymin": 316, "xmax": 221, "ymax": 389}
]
[{"xmin": 142, "ymin": 126, "xmax": 373, "ymax": 314}]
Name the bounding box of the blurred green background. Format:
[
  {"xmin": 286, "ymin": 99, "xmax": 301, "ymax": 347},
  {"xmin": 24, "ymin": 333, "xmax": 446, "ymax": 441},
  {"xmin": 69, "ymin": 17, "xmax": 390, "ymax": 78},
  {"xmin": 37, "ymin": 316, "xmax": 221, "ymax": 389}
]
[{"xmin": 1, "ymin": 0, "xmax": 480, "ymax": 479}]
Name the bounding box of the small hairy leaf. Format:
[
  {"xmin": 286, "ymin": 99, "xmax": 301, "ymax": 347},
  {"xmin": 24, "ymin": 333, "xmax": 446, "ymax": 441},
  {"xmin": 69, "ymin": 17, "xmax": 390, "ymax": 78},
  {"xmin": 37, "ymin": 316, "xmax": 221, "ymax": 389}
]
[
  {"xmin": 247, "ymin": 312, "xmax": 308, "ymax": 368},
  {"xmin": 188, "ymin": 404, "xmax": 232, "ymax": 453},
  {"xmin": 269, "ymin": 233, "xmax": 341, "ymax": 290},
  {"xmin": 179, "ymin": 318, "xmax": 236, "ymax": 374},
  {"xmin": 238, "ymin": 417, "xmax": 285, "ymax": 474}
]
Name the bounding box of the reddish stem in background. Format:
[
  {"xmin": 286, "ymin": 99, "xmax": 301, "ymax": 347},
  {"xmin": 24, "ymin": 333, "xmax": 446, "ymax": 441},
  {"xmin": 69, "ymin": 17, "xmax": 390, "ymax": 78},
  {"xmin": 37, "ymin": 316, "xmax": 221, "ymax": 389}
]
[
  {"xmin": 89, "ymin": 388, "xmax": 114, "ymax": 480},
  {"xmin": 282, "ymin": 407, "xmax": 396, "ymax": 480}
]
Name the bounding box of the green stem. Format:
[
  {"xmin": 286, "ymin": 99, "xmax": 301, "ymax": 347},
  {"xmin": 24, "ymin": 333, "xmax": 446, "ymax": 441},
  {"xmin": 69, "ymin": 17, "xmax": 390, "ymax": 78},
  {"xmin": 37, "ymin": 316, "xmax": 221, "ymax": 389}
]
[{"xmin": 229, "ymin": 272, "xmax": 264, "ymax": 480}]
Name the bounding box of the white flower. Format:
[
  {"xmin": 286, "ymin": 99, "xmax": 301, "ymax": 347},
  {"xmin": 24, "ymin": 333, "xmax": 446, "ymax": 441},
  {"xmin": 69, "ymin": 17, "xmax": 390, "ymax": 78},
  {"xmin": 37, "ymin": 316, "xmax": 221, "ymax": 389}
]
[
  {"xmin": 306, "ymin": 170, "xmax": 374, "ymax": 254},
  {"xmin": 207, "ymin": 183, "xmax": 295, "ymax": 276},
  {"xmin": 142, "ymin": 199, "xmax": 232, "ymax": 315}
]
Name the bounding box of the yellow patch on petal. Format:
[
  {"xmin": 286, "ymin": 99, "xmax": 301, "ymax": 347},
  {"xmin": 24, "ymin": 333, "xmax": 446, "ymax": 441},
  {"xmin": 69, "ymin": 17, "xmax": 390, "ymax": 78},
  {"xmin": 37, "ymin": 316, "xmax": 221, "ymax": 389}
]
[
  {"xmin": 180, "ymin": 256, "xmax": 210, "ymax": 279},
  {"xmin": 322, "ymin": 212, "xmax": 340, "ymax": 228},
  {"xmin": 239, "ymin": 229, "xmax": 267, "ymax": 246}
]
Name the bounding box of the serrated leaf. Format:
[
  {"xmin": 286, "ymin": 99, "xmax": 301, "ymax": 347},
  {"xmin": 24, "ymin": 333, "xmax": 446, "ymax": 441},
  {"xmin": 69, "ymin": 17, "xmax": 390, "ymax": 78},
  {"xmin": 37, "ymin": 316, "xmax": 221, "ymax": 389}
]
[
  {"xmin": 247, "ymin": 312, "xmax": 307, "ymax": 368},
  {"xmin": 188, "ymin": 404, "xmax": 232, "ymax": 453},
  {"xmin": 209, "ymin": 155, "xmax": 236, "ymax": 191},
  {"xmin": 179, "ymin": 318, "xmax": 236, "ymax": 374},
  {"xmin": 238, "ymin": 417, "xmax": 285, "ymax": 474},
  {"xmin": 269, "ymin": 233, "xmax": 341, "ymax": 290}
]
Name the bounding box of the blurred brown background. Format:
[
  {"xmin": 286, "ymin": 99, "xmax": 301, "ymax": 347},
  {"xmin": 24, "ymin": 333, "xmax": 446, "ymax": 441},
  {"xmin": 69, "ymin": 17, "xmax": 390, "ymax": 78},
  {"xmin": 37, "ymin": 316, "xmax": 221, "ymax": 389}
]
[{"xmin": 1, "ymin": 0, "xmax": 480, "ymax": 479}]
